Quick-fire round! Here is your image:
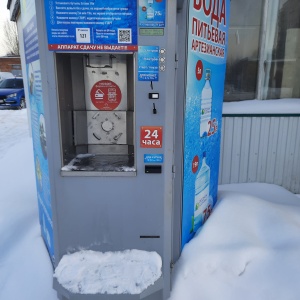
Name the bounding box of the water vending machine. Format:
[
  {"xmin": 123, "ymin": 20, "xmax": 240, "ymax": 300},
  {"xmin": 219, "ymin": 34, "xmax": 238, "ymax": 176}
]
[{"xmin": 19, "ymin": 0, "xmax": 230, "ymax": 299}]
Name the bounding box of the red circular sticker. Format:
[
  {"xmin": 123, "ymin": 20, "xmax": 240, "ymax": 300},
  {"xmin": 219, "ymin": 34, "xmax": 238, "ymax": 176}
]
[
  {"xmin": 90, "ymin": 80, "xmax": 122, "ymax": 110},
  {"xmin": 195, "ymin": 60, "xmax": 203, "ymax": 81},
  {"xmin": 192, "ymin": 155, "xmax": 199, "ymax": 173}
]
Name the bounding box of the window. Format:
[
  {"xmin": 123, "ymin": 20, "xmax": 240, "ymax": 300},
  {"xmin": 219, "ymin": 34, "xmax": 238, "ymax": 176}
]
[
  {"xmin": 11, "ymin": 64, "xmax": 21, "ymax": 70},
  {"xmin": 0, "ymin": 78, "xmax": 24, "ymax": 89},
  {"xmin": 224, "ymin": 0, "xmax": 300, "ymax": 101}
]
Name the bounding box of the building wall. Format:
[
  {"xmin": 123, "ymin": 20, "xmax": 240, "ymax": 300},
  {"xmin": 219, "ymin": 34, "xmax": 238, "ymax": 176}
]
[
  {"xmin": 219, "ymin": 115, "xmax": 300, "ymax": 193},
  {"xmin": 0, "ymin": 56, "xmax": 22, "ymax": 76}
]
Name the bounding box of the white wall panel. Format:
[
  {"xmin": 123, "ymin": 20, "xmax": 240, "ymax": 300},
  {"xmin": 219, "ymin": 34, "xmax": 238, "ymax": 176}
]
[
  {"xmin": 220, "ymin": 118, "xmax": 234, "ymax": 184},
  {"xmin": 265, "ymin": 118, "xmax": 279, "ymax": 183},
  {"xmin": 291, "ymin": 119, "xmax": 300, "ymax": 192},
  {"xmin": 239, "ymin": 118, "xmax": 251, "ymax": 183},
  {"xmin": 219, "ymin": 116, "xmax": 300, "ymax": 193}
]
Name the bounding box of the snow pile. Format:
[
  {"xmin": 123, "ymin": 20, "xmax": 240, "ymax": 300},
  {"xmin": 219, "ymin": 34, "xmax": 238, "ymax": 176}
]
[
  {"xmin": 223, "ymin": 98, "xmax": 300, "ymax": 114},
  {"xmin": 54, "ymin": 249, "xmax": 162, "ymax": 295},
  {"xmin": 170, "ymin": 183, "xmax": 300, "ymax": 300}
]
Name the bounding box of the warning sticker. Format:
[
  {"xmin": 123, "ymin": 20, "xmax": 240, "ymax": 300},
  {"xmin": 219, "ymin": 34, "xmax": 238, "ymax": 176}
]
[{"xmin": 90, "ymin": 80, "xmax": 122, "ymax": 110}]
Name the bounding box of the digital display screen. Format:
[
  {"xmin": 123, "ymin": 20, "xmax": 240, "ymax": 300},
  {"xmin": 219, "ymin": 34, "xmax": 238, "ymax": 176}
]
[{"xmin": 139, "ymin": 28, "xmax": 164, "ymax": 36}]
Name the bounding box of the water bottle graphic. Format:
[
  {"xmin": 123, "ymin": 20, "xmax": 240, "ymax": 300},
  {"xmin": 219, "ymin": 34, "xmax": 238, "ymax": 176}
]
[
  {"xmin": 147, "ymin": 6, "xmax": 155, "ymax": 19},
  {"xmin": 200, "ymin": 70, "xmax": 212, "ymax": 138},
  {"xmin": 147, "ymin": 0, "xmax": 154, "ymax": 20},
  {"xmin": 193, "ymin": 152, "xmax": 210, "ymax": 232}
]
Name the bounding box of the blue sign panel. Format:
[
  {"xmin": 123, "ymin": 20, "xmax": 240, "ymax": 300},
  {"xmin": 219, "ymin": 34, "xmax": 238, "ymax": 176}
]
[
  {"xmin": 144, "ymin": 154, "xmax": 164, "ymax": 163},
  {"xmin": 181, "ymin": 0, "xmax": 230, "ymax": 247},
  {"xmin": 23, "ymin": 17, "xmax": 39, "ymax": 64},
  {"xmin": 139, "ymin": 0, "xmax": 166, "ymax": 28},
  {"xmin": 138, "ymin": 46, "xmax": 159, "ymax": 81},
  {"xmin": 21, "ymin": 0, "xmax": 55, "ymax": 265},
  {"xmin": 44, "ymin": 0, "xmax": 138, "ymax": 52}
]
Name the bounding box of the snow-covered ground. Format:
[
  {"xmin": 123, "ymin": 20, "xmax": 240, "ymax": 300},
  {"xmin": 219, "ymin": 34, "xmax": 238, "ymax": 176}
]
[
  {"xmin": 1, "ymin": 109, "xmax": 300, "ymax": 300},
  {"xmin": 223, "ymin": 98, "xmax": 300, "ymax": 114},
  {"xmin": 0, "ymin": 109, "xmax": 56, "ymax": 300}
]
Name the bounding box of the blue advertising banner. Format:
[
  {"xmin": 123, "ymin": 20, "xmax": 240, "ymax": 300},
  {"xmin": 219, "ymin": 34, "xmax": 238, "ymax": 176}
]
[
  {"xmin": 181, "ymin": 0, "xmax": 230, "ymax": 247},
  {"xmin": 138, "ymin": 46, "xmax": 159, "ymax": 81},
  {"xmin": 21, "ymin": 0, "xmax": 55, "ymax": 264},
  {"xmin": 44, "ymin": 0, "xmax": 138, "ymax": 51},
  {"xmin": 138, "ymin": 0, "xmax": 166, "ymax": 28}
]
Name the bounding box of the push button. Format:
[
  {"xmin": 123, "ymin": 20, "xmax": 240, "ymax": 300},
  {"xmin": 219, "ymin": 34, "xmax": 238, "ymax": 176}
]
[{"xmin": 149, "ymin": 93, "xmax": 159, "ymax": 99}]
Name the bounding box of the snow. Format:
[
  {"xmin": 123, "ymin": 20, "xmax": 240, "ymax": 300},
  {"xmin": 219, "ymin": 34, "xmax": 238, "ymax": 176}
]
[
  {"xmin": 1, "ymin": 108, "xmax": 300, "ymax": 300},
  {"xmin": 54, "ymin": 249, "xmax": 162, "ymax": 295},
  {"xmin": 61, "ymin": 153, "xmax": 136, "ymax": 172},
  {"xmin": 223, "ymin": 98, "xmax": 300, "ymax": 114},
  {"xmin": 61, "ymin": 154, "xmax": 95, "ymax": 171},
  {"xmin": 170, "ymin": 183, "xmax": 300, "ymax": 300},
  {"xmin": 0, "ymin": 109, "xmax": 56, "ymax": 300}
]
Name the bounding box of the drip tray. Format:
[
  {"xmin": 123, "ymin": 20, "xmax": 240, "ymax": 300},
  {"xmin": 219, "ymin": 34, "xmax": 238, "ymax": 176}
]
[{"xmin": 61, "ymin": 154, "xmax": 136, "ymax": 176}]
